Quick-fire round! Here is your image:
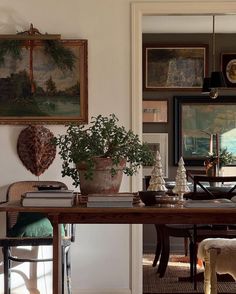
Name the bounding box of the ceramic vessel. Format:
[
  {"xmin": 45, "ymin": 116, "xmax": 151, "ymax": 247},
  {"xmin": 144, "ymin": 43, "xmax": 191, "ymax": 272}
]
[{"xmin": 77, "ymin": 157, "xmax": 126, "ymax": 195}]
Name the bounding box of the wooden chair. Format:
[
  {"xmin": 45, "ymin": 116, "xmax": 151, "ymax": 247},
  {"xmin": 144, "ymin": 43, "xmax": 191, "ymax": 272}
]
[
  {"xmin": 152, "ymin": 171, "xmax": 234, "ymax": 281},
  {"xmin": 0, "ymin": 181, "xmax": 75, "ymax": 294},
  {"xmin": 193, "ymin": 175, "xmax": 236, "ymax": 199},
  {"xmin": 146, "ymin": 173, "xmax": 195, "ymax": 279},
  {"xmin": 152, "ymin": 224, "xmax": 194, "ymax": 279},
  {"xmin": 142, "ymin": 175, "xmax": 192, "ymax": 278},
  {"xmin": 186, "ymin": 169, "xmax": 206, "ymax": 182}
]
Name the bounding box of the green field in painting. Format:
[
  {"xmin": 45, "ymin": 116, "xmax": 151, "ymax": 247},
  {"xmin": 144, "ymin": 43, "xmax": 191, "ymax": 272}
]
[{"xmin": 0, "ymin": 96, "xmax": 80, "ymax": 117}]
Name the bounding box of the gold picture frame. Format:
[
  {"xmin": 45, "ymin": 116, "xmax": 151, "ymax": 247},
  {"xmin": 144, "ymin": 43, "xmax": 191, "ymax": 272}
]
[{"xmin": 0, "ymin": 39, "xmax": 88, "ymax": 124}]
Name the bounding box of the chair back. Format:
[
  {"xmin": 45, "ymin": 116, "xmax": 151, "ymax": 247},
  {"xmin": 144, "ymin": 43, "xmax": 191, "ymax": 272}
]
[
  {"xmin": 186, "ymin": 169, "xmax": 206, "ymax": 182},
  {"xmin": 193, "ymin": 175, "xmax": 236, "ymax": 199},
  {"xmin": 6, "ymin": 181, "xmax": 67, "ymax": 230}
]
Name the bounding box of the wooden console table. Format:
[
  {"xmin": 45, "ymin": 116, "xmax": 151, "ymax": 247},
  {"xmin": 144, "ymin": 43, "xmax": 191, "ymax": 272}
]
[{"xmin": 1, "ymin": 201, "xmax": 236, "ymax": 293}]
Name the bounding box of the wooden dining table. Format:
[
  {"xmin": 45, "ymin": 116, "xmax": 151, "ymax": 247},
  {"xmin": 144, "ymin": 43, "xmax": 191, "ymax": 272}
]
[{"xmin": 1, "ymin": 200, "xmax": 236, "ymax": 294}]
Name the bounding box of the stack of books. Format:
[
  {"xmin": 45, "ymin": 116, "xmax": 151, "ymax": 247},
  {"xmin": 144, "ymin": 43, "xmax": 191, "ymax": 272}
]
[
  {"xmin": 87, "ymin": 193, "xmax": 134, "ymax": 208},
  {"xmin": 21, "ymin": 190, "xmax": 75, "ymax": 207}
]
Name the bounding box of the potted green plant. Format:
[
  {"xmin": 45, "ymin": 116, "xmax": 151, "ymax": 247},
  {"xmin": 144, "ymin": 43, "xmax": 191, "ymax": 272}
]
[{"xmin": 54, "ymin": 114, "xmax": 154, "ymax": 194}]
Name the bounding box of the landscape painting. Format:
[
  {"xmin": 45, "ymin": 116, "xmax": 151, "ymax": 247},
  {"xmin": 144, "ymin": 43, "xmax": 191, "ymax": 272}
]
[
  {"xmin": 174, "ymin": 96, "xmax": 236, "ymax": 166},
  {"xmin": 0, "ymin": 39, "xmax": 88, "ymax": 124},
  {"xmin": 143, "ymin": 44, "xmax": 207, "ymax": 91}
]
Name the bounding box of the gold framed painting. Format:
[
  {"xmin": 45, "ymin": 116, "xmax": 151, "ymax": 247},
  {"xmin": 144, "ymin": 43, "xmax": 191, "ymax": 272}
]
[{"xmin": 0, "ymin": 39, "xmax": 88, "ymax": 124}]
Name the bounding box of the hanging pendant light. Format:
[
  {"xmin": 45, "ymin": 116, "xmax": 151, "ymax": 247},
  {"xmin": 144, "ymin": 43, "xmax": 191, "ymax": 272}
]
[{"xmin": 202, "ymin": 15, "xmax": 226, "ymax": 99}]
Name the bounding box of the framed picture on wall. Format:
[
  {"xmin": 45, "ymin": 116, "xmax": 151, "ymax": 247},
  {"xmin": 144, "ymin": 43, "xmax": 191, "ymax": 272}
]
[
  {"xmin": 174, "ymin": 95, "xmax": 236, "ymax": 166},
  {"xmin": 221, "ymin": 53, "xmax": 236, "ymax": 87},
  {"xmin": 0, "ymin": 39, "xmax": 88, "ymax": 124},
  {"xmin": 142, "ymin": 100, "xmax": 168, "ymax": 123},
  {"xmin": 143, "ymin": 44, "xmax": 208, "ymax": 91},
  {"xmin": 142, "ymin": 133, "xmax": 168, "ymax": 178}
]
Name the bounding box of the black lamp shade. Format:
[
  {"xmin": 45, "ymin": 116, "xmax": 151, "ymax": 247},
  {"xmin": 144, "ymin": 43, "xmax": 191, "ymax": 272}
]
[
  {"xmin": 202, "ymin": 77, "xmax": 211, "ymax": 93},
  {"xmin": 210, "ymin": 71, "xmax": 227, "ymax": 88}
]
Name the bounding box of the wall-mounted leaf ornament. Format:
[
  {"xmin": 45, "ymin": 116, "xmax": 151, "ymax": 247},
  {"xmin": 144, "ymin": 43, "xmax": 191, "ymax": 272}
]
[{"xmin": 17, "ymin": 125, "xmax": 56, "ymax": 176}]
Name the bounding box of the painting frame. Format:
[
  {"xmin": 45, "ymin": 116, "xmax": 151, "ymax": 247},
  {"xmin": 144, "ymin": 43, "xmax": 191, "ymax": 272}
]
[
  {"xmin": 0, "ymin": 39, "xmax": 88, "ymax": 125},
  {"xmin": 174, "ymin": 95, "xmax": 236, "ymax": 166},
  {"xmin": 221, "ymin": 52, "xmax": 236, "ymax": 87},
  {"xmin": 142, "ymin": 99, "xmax": 168, "ymax": 123},
  {"xmin": 143, "ymin": 44, "xmax": 208, "ymax": 91},
  {"xmin": 142, "ymin": 133, "xmax": 168, "ymax": 178}
]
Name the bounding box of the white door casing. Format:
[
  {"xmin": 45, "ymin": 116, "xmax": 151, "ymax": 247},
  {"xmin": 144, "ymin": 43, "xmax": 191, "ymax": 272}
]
[{"xmin": 130, "ymin": 2, "xmax": 236, "ymax": 294}]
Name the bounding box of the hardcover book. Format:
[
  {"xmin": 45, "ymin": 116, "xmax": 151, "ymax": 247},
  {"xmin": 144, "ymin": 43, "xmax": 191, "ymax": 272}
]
[
  {"xmin": 87, "ymin": 201, "xmax": 133, "ymax": 208},
  {"xmin": 22, "ymin": 190, "xmax": 74, "ymax": 198},
  {"xmin": 21, "ymin": 197, "xmax": 75, "ymax": 207},
  {"xmin": 87, "ymin": 193, "xmax": 133, "ymax": 202}
]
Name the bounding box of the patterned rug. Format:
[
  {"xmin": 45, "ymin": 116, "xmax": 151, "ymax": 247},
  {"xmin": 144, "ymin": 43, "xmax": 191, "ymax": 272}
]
[{"xmin": 143, "ymin": 254, "xmax": 236, "ymax": 294}]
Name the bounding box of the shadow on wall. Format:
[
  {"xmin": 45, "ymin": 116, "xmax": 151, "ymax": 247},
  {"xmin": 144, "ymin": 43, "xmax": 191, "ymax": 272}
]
[
  {"xmin": 0, "ymin": 6, "xmax": 28, "ymax": 33},
  {"xmin": 0, "ymin": 185, "xmax": 8, "ymax": 238},
  {"xmin": 0, "ymin": 185, "xmax": 8, "ymax": 202}
]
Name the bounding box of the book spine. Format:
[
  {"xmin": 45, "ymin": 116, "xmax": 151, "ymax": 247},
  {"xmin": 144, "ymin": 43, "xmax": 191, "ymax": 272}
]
[
  {"xmin": 87, "ymin": 201, "xmax": 133, "ymax": 208},
  {"xmin": 23, "ymin": 196, "xmax": 74, "ymax": 199},
  {"xmin": 23, "ymin": 193, "xmax": 74, "ymax": 198},
  {"xmin": 22, "ymin": 197, "xmax": 75, "ymax": 207},
  {"xmin": 87, "ymin": 197, "xmax": 133, "ymax": 202}
]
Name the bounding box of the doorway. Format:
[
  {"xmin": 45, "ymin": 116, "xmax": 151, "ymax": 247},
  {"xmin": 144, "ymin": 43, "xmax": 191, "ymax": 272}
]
[{"xmin": 130, "ymin": 2, "xmax": 236, "ymax": 294}]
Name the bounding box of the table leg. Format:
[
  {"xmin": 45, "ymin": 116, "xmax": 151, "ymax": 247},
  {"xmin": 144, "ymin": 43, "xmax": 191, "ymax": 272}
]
[{"xmin": 51, "ymin": 214, "xmax": 61, "ymax": 294}]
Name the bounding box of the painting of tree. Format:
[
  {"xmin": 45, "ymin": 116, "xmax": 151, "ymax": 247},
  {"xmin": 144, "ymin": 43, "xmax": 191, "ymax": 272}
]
[{"xmin": 0, "ymin": 33, "xmax": 88, "ymax": 124}]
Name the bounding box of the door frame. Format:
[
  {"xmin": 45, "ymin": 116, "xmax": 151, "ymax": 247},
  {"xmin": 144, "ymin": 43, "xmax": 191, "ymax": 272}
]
[{"xmin": 130, "ymin": 2, "xmax": 236, "ymax": 293}]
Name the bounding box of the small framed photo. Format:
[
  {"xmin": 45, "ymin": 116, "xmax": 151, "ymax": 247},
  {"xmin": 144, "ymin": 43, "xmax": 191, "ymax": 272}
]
[
  {"xmin": 221, "ymin": 53, "xmax": 236, "ymax": 87},
  {"xmin": 143, "ymin": 44, "xmax": 208, "ymax": 91},
  {"xmin": 142, "ymin": 133, "xmax": 168, "ymax": 178},
  {"xmin": 143, "ymin": 100, "xmax": 168, "ymax": 123}
]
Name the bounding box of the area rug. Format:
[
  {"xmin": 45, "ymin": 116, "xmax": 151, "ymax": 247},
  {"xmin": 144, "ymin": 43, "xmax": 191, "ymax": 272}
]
[{"xmin": 143, "ymin": 254, "xmax": 236, "ymax": 293}]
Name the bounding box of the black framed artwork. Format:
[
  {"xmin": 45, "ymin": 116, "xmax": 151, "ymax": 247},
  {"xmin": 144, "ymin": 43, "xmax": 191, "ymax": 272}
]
[
  {"xmin": 174, "ymin": 95, "xmax": 236, "ymax": 166},
  {"xmin": 221, "ymin": 53, "xmax": 236, "ymax": 87}
]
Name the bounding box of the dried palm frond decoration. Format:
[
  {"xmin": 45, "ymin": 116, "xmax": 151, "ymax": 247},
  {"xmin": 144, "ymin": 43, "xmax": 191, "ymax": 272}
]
[
  {"xmin": 0, "ymin": 40, "xmax": 23, "ymax": 66},
  {"xmin": 17, "ymin": 125, "xmax": 56, "ymax": 176},
  {"xmin": 0, "ymin": 24, "xmax": 76, "ymax": 93},
  {"xmin": 44, "ymin": 40, "xmax": 76, "ymax": 71}
]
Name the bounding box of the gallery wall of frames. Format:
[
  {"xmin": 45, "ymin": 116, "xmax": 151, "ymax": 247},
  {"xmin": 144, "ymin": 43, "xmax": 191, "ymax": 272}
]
[{"xmin": 142, "ymin": 33, "xmax": 236, "ymax": 180}]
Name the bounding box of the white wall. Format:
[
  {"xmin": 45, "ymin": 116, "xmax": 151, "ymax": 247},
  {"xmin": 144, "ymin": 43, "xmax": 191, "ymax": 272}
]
[
  {"xmin": 1, "ymin": 1, "xmax": 236, "ymax": 293},
  {"xmin": 0, "ymin": 0, "xmax": 134, "ymax": 293}
]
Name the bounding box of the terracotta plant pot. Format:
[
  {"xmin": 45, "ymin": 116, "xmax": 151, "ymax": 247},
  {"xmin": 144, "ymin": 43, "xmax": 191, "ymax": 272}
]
[{"xmin": 77, "ymin": 157, "xmax": 126, "ymax": 195}]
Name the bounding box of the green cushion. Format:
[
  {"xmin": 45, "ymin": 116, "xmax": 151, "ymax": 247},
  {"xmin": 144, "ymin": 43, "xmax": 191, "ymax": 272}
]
[{"xmin": 8, "ymin": 212, "xmax": 53, "ymax": 237}]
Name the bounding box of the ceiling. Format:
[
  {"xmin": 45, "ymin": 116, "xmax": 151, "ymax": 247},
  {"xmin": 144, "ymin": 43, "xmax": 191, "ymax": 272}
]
[{"xmin": 142, "ymin": 15, "xmax": 236, "ymax": 33}]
